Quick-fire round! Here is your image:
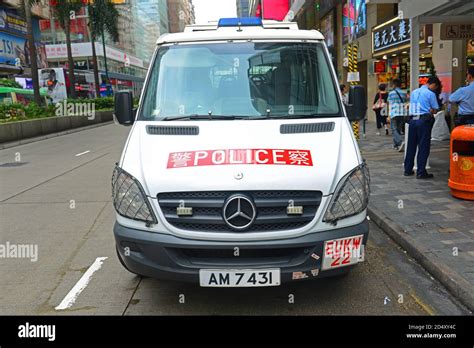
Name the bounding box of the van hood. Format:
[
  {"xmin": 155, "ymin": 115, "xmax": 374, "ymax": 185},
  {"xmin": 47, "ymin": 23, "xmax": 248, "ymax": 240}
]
[{"xmin": 121, "ymin": 118, "xmax": 361, "ymax": 197}]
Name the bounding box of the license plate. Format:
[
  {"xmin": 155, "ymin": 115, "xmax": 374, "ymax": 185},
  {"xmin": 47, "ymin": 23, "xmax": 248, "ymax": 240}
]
[
  {"xmin": 322, "ymin": 235, "xmax": 364, "ymax": 270},
  {"xmin": 199, "ymin": 269, "xmax": 280, "ymax": 287}
]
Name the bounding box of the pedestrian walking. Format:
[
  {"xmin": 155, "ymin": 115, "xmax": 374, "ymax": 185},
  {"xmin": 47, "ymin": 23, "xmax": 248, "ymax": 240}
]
[
  {"xmin": 387, "ymin": 78, "xmax": 407, "ymax": 152},
  {"xmin": 449, "ymin": 66, "xmax": 474, "ymax": 126},
  {"xmin": 373, "ymin": 84, "xmax": 389, "ymax": 135},
  {"xmin": 404, "ymin": 76, "xmax": 441, "ymax": 179}
]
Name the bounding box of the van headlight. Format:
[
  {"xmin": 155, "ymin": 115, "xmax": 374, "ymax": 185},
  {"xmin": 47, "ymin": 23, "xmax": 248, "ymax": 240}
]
[
  {"xmin": 112, "ymin": 166, "xmax": 157, "ymax": 225},
  {"xmin": 323, "ymin": 163, "xmax": 370, "ymax": 224}
]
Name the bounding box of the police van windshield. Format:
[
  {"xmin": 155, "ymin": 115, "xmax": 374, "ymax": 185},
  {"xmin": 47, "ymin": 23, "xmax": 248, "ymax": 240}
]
[{"xmin": 139, "ymin": 42, "xmax": 341, "ymax": 120}]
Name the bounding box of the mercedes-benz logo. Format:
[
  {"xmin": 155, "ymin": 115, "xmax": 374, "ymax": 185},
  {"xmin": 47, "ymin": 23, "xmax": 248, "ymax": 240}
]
[{"xmin": 223, "ymin": 195, "xmax": 257, "ymax": 231}]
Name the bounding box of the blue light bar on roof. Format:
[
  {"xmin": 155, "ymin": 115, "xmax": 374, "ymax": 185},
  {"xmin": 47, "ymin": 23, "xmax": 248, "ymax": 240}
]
[{"xmin": 218, "ymin": 17, "xmax": 263, "ymax": 28}]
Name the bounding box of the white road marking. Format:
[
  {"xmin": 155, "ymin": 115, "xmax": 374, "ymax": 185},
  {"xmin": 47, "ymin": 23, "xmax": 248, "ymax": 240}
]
[
  {"xmin": 55, "ymin": 257, "xmax": 108, "ymax": 310},
  {"xmin": 75, "ymin": 150, "xmax": 91, "ymax": 157}
]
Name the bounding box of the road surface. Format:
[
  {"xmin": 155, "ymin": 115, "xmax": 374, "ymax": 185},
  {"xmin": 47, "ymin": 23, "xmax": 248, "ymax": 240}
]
[{"xmin": 0, "ymin": 124, "xmax": 468, "ymax": 315}]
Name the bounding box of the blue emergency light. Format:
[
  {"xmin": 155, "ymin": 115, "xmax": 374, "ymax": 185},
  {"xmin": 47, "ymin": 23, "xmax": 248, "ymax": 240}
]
[{"xmin": 218, "ymin": 17, "xmax": 263, "ymax": 28}]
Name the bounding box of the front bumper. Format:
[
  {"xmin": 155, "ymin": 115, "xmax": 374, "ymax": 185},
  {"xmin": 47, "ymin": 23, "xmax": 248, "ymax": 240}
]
[{"xmin": 114, "ymin": 220, "xmax": 369, "ymax": 284}]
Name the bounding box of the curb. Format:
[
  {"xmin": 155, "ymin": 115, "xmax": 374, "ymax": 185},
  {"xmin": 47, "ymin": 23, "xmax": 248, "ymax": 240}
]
[
  {"xmin": 368, "ymin": 205, "xmax": 474, "ymax": 312},
  {"xmin": 0, "ymin": 121, "xmax": 114, "ymax": 150}
]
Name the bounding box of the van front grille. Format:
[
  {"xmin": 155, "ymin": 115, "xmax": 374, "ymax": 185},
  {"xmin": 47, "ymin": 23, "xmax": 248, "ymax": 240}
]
[
  {"xmin": 169, "ymin": 246, "xmax": 308, "ymax": 266},
  {"xmin": 157, "ymin": 191, "xmax": 322, "ymax": 233},
  {"xmin": 280, "ymin": 122, "xmax": 335, "ymax": 134},
  {"xmin": 146, "ymin": 125, "xmax": 199, "ymax": 135}
]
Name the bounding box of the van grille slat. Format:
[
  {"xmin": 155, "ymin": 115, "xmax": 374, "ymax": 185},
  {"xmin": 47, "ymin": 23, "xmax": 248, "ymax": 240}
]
[
  {"xmin": 146, "ymin": 125, "xmax": 199, "ymax": 135},
  {"xmin": 157, "ymin": 191, "xmax": 322, "ymax": 233},
  {"xmin": 280, "ymin": 122, "xmax": 335, "ymax": 134}
]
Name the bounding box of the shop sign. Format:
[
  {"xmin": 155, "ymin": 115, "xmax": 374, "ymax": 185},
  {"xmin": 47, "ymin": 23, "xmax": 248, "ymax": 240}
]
[
  {"xmin": 0, "ymin": 9, "xmax": 27, "ymax": 36},
  {"xmin": 440, "ymin": 23, "xmax": 474, "ymax": 40},
  {"xmin": 260, "ymin": 0, "xmax": 290, "ymax": 21},
  {"xmin": 372, "ymin": 18, "xmax": 411, "ymax": 53},
  {"xmin": 374, "ymin": 61, "xmax": 386, "ymax": 74},
  {"xmin": 0, "ymin": 31, "xmax": 48, "ymax": 68},
  {"xmin": 74, "ymin": 60, "xmax": 88, "ymax": 70},
  {"xmin": 46, "ymin": 42, "xmax": 144, "ymax": 68},
  {"xmin": 347, "ymin": 72, "xmax": 360, "ymax": 82},
  {"xmin": 343, "ymin": 0, "xmax": 367, "ymax": 43}
]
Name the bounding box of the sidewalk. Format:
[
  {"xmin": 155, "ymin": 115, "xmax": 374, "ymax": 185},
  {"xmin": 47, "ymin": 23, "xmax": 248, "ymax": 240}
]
[{"xmin": 359, "ymin": 122, "xmax": 474, "ymax": 312}]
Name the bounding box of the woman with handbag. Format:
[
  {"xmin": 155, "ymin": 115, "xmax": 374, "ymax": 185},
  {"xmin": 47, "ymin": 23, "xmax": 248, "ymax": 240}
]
[{"xmin": 373, "ymin": 84, "xmax": 389, "ymax": 135}]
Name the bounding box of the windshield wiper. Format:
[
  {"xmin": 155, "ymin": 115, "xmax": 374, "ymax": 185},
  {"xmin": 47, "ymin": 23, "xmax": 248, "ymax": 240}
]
[
  {"xmin": 277, "ymin": 114, "xmax": 338, "ymax": 119},
  {"xmin": 161, "ymin": 115, "xmax": 243, "ymax": 121},
  {"xmin": 161, "ymin": 114, "xmax": 338, "ymax": 121},
  {"xmin": 247, "ymin": 114, "xmax": 338, "ymax": 120}
]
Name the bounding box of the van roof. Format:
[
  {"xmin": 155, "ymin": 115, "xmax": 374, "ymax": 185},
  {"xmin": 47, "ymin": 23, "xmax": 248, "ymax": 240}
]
[{"xmin": 156, "ymin": 20, "xmax": 324, "ymax": 45}]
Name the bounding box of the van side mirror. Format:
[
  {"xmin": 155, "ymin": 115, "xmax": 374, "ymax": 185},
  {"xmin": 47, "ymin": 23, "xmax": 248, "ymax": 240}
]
[
  {"xmin": 114, "ymin": 91, "xmax": 134, "ymax": 126},
  {"xmin": 345, "ymin": 85, "xmax": 367, "ymax": 122}
]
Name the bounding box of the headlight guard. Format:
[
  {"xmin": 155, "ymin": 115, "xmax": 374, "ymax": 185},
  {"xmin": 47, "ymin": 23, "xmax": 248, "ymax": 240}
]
[
  {"xmin": 323, "ymin": 162, "xmax": 370, "ymax": 224},
  {"xmin": 112, "ymin": 166, "xmax": 158, "ymax": 226}
]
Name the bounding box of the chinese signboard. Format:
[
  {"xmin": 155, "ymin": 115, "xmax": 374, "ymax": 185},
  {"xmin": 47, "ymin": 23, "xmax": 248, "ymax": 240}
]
[
  {"xmin": 372, "ymin": 18, "xmax": 411, "ymax": 54},
  {"xmin": 45, "ymin": 42, "xmax": 144, "ymax": 68},
  {"xmin": 440, "ymin": 23, "xmax": 474, "ymax": 40}
]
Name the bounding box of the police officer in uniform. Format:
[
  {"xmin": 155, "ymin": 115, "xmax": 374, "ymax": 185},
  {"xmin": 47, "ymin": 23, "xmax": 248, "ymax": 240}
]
[
  {"xmin": 449, "ymin": 66, "xmax": 474, "ymax": 126},
  {"xmin": 404, "ymin": 76, "xmax": 441, "ymax": 179}
]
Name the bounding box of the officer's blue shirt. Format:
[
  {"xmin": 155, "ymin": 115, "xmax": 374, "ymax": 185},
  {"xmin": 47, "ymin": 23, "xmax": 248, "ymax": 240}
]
[
  {"xmin": 449, "ymin": 82, "xmax": 474, "ymax": 115},
  {"xmin": 409, "ymin": 85, "xmax": 439, "ymax": 116}
]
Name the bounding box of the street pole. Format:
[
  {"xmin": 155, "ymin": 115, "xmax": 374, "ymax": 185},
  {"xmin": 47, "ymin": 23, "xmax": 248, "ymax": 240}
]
[
  {"xmin": 23, "ymin": 0, "xmax": 42, "ymax": 106},
  {"xmin": 51, "ymin": 10, "xmax": 56, "ymax": 44},
  {"xmin": 404, "ymin": 16, "xmax": 430, "ymax": 170},
  {"xmin": 410, "ymin": 16, "xmax": 420, "ymax": 91},
  {"xmin": 347, "ymin": 0, "xmax": 360, "ymax": 141},
  {"xmin": 101, "ymin": 28, "xmax": 110, "ymax": 85}
]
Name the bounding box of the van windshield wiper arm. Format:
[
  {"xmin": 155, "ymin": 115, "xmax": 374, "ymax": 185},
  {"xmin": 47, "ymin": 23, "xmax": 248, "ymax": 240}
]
[
  {"xmin": 278, "ymin": 114, "xmax": 339, "ymax": 119},
  {"xmin": 161, "ymin": 115, "xmax": 242, "ymax": 121},
  {"xmin": 248, "ymin": 114, "xmax": 339, "ymax": 120},
  {"xmin": 161, "ymin": 114, "xmax": 339, "ymax": 121}
]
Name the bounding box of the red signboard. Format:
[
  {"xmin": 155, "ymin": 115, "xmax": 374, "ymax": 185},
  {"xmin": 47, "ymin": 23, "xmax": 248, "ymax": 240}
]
[
  {"xmin": 167, "ymin": 149, "xmax": 313, "ymax": 169},
  {"xmin": 257, "ymin": 0, "xmax": 290, "ymax": 21},
  {"xmin": 110, "ymin": 79, "xmax": 133, "ymax": 87},
  {"xmin": 374, "ymin": 61, "xmax": 386, "ymax": 74}
]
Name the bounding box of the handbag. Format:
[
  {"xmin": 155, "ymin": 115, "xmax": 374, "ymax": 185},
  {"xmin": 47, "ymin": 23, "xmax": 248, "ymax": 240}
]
[{"xmin": 372, "ymin": 93, "xmax": 387, "ymax": 111}]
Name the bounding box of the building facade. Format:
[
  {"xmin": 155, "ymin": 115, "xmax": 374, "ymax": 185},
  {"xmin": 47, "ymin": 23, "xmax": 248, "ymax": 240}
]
[
  {"xmin": 0, "ymin": 0, "xmax": 50, "ymax": 76},
  {"xmin": 253, "ymin": 0, "xmax": 474, "ymax": 124},
  {"xmin": 167, "ymin": 0, "xmax": 195, "ymax": 33},
  {"xmin": 39, "ymin": 0, "xmax": 152, "ymax": 96},
  {"xmin": 236, "ymin": 0, "xmax": 250, "ymax": 17},
  {"xmin": 133, "ymin": 0, "xmax": 170, "ymax": 62}
]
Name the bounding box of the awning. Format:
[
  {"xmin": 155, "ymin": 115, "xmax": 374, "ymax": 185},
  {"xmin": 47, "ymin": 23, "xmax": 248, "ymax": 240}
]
[
  {"xmin": 399, "ymin": 0, "xmax": 474, "ymax": 23},
  {"xmin": 0, "ymin": 64, "xmax": 23, "ymax": 76}
]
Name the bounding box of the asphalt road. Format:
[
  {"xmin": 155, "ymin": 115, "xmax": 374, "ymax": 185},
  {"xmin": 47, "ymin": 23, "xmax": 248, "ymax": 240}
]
[{"xmin": 0, "ymin": 123, "xmax": 469, "ymax": 315}]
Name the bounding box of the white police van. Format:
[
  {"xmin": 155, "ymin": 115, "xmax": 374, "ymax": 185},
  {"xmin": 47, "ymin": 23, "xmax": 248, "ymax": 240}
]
[{"xmin": 112, "ymin": 18, "xmax": 369, "ymax": 287}]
